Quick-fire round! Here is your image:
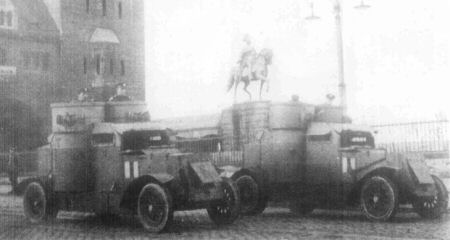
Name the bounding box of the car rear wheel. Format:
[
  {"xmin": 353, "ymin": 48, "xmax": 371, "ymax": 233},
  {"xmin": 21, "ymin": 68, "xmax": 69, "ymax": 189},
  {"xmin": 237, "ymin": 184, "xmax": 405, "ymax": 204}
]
[
  {"xmin": 207, "ymin": 178, "xmax": 240, "ymax": 225},
  {"xmin": 23, "ymin": 182, "xmax": 57, "ymax": 223},
  {"xmin": 235, "ymin": 175, "xmax": 259, "ymax": 215},
  {"xmin": 413, "ymin": 175, "xmax": 449, "ymax": 219},
  {"xmin": 360, "ymin": 175, "xmax": 398, "ymax": 221},
  {"xmin": 137, "ymin": 183, "xmax": 173, "ymax": 233}
]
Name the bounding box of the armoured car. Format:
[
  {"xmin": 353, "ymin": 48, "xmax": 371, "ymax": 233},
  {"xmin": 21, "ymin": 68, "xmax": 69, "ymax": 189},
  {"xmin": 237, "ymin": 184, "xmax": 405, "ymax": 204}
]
[
  {"xmin": 19, "ymin": 101, "xmax": 239, "ymax": 233},
  {"xmin": 168, "ymin": 101, "xmax": 448, "ymax": 221}
]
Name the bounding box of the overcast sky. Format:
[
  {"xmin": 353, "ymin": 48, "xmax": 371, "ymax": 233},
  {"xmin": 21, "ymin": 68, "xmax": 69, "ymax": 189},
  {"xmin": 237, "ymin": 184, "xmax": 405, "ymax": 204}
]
[{"xmin": 144, "ymin": 0, "xmax": 450, "ymax": 124}]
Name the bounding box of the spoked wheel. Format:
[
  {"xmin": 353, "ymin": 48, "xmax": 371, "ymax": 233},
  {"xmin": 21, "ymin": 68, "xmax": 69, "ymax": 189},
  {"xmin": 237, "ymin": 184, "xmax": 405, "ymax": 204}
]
[
  {"xmin": 137, "ymin": 183, "xmax": 173, "ymax": 233},
  {"xmin": 360, "ymin": 175, "xmax": 398, "ymax": 221},
  {"xmin": 413, "ymin": 175, "xmax": 449, "ymax": 219},
  {"xmin": 23, "ymin": 182, "xmax": 57, "ymax": 223},
  {"xmin": 207, "ymin": 178, "xmax": 240, "ymax": 225},
  {"xmin": 235, "ymin": 175, "xmax": 259, "ymax": 215}
]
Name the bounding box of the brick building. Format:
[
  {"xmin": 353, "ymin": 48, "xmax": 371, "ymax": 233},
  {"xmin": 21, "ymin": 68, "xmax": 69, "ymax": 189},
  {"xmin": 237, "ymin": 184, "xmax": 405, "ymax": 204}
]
[
  {"xmin": 0, "ymin": 0, "xmax": 145, "ymax": 151},
  {"xmin": 43, "ymin": 0, "xmax": 145, "ymax": 101},
  {"xmin": 0, "ymin": 0, "xmax": 60, "ymax": 151}
]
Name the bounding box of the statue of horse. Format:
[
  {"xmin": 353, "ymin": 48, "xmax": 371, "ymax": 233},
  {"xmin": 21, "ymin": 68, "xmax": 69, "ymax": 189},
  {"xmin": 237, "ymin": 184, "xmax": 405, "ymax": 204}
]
[{"xmin": 227, "ymin": 48, "xmax": 273, "ymax": 101}]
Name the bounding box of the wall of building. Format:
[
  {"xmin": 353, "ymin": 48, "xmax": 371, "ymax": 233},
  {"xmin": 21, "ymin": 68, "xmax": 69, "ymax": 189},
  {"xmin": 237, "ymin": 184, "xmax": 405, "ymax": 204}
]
[
  {"xmin": 55, "ymin": 0, "xmax": 145, "ymax": 101},
  {"xmin": 0, "ymin": 0, "xmax": 60, "ymax": 150}
]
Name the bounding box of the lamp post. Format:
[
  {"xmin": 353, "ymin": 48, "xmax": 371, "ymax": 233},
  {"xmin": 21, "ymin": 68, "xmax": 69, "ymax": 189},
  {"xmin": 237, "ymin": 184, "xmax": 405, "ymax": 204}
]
[
  {"xmin": 334, "ymin": 0, "xmax": 346, "ymax": 114},
  {"xmin": 306, "ymin": 0, "xmax": 370, "ymax": 115}
]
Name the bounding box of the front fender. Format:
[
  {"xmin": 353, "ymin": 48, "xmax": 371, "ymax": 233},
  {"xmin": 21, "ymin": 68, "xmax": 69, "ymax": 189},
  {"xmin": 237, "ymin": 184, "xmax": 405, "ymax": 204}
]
[
  {"xmin": 119, "ymin": 173, "xmax": 175, "ymax": 211},
  {"xmin": 15, "ymin": 176, "xmax": 52, "ymax": 196},
  {"xmin": 148, "ymin": 173, "xmax": 175, "ymax": 184},
  {"xmin": 217, "ymin": 165, "xmax": 242, "ymax": 178}
]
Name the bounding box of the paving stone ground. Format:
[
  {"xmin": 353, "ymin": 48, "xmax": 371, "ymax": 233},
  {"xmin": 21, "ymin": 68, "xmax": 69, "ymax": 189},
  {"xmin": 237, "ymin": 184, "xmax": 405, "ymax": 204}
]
[{"xmin": 0, "ymin": 195, "xmax": 449, "ymax": 240}]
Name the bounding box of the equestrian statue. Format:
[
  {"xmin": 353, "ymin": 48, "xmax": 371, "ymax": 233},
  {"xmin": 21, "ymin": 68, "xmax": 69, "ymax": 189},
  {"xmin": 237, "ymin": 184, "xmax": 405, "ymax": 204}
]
[{"xmin": 227, "ymin": 36, "xmax": 273, "ymax": 101}]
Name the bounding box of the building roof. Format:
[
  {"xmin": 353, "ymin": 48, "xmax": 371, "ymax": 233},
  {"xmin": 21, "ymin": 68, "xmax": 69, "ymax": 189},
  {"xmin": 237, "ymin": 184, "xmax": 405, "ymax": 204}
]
[{"xmin": 7, "ymin": 0, "xmax": 59, "ymax": 36}]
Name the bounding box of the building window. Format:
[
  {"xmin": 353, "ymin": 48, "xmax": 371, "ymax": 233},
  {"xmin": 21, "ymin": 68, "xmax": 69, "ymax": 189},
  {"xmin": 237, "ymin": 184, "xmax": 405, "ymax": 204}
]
[
  {"xmin": 120, "ymin": 60, "xmax": 125, "ymax": 75},
  {"xmin": 42, "ymin": 53, "xmax": 50, "ymax": 71},
  {"xmin": 83, "ymin": 57, "xmax": 87, "ymax": 74},
  {"xmin": 32, "ymin": 52, "xmax": 40, "ymax": 69},
  {"xmin": 0, "ymin": 11, "xmax": 4, "ymax": 25},
  {"xmin": 102, "ymin": 0, "xmax": 106, "ymax": 16},
  {"xmin": 22, "ymin": 51, "xmax": 30, "ymax": 68},
  {"xmin": 95, "ymin": 54, "xmax": 101, "ymax": 75},
  {"xmin": 86, "ymin": 0, "xmax": 90, "ymax": 13},
  {"xmin": 0, "ymin": 10, "xmax": 14, "ymax": 29},
  {"xmin": 118, "ymin": 2, "xmax": 122, "ymax": 19},
  {"xmin": 0, "ymin": 48, "xmax": 6, "ymax": 65},
  {"xmin": 110, "ymin": 58, "xmax": 114, "ymax": 75},
  {"xmin": 6, "ymin": 11, "xmax": 11, "ymax": 26},
  {"xmin": 21, "ymin": 51, "xmax": 51, "ymax": 71}
]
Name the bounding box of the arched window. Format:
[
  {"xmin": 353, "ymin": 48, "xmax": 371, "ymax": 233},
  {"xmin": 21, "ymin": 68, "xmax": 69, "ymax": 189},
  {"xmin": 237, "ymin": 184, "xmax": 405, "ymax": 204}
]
[
  {"xmin": 6, "ymin": 11, "xmax": 12, "ymax": 26},
  {"xmin": 102, "ymin": 0, "xmax": 106, "ymax": 16},
  {"xmin": 0, "ymin": 48, "xmax": 6, "ymax": 65},
  {"xmin": 0, "ymin": 11, "xmax": 5, "ymax": 26},
  {"xmin": 120, "ymin": 60, "xmax": 125, "ymax": 76},
  {"xmin": 42, "ymin": 53, "xmax": 50, "ymax": 71},
  {"xmin": 118, "ymin": 2, "xmax": 122, "ymax": 19},
  {"xmin": 96, "ymin": 54, "xmax": 101, "ymax": 75},
  {"xmin": 110, "ymin": 58, "xmax": 114, "ymax": 75},
  {"xmin": 83, "ymin": 57, "xmax": 87, "ymax": 74}
]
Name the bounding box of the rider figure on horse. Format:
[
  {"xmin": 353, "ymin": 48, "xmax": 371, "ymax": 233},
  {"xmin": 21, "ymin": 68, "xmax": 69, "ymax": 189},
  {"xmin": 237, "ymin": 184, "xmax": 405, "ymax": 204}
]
[{"xmin": 238, "ymin": 35, "xmax": 257, "ymax": 81}]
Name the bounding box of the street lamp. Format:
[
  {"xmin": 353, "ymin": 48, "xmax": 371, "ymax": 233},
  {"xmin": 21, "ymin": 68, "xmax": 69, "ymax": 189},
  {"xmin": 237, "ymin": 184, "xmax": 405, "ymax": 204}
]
[
  {"xmin": 305, "ymin": 2, "xmax": 320, "ymax": 20},
  {"xmin": 306, "ymin": 0, "xmax": 370, "ymax": 116},
  {"xmin": 355, "ymin": 0, "xmax": 371, "ymax": 10}
]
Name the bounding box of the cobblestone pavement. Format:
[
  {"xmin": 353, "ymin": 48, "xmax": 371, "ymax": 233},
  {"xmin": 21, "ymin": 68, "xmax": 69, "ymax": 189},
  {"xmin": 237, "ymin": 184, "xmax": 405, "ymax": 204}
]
[{"xmin": 0, "ymin": 195, "xmax": 449, "ymax": 240}]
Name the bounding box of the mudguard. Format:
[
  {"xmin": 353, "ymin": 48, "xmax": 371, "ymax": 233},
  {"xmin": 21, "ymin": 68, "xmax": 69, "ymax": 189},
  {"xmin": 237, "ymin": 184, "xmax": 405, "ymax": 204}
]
[
  {"xmin": 145, "ymin": 173, "xmax": 174, "ymax": 184},
  {"xmin": 189, "ymin": 161, "xmax": 222, "ymax": 184},
  {"xmin": 405, "ymin": 156, "xmax": 434, "ymax": 184},
  {"xmin": 217, "ymin": 165, "xmax": 242, "ymax": 178},
  {"xmin": 388, "ymin": 153, "xmax": 437, "ymax": 198}
]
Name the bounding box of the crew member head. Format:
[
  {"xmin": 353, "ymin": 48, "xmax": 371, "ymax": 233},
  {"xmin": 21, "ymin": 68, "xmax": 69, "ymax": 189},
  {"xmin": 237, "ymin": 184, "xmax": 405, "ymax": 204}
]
[
  {"xmin": 326, "ymin": 93, "xmax": 335, "ymax": 105},
  {"xmin": 77, "ymin": 88, "xmax": 89, "ymax": 102},
  {"xmin": 116, "ymin": 82, "xmax": 127, "ymax": 96}
]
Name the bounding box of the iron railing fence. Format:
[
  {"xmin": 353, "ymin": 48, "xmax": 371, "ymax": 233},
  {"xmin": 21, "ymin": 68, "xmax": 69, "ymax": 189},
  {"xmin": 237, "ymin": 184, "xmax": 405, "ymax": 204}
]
[
  {"xmin": 174, "ymin": 137, "xmax": 244, "ymax": 167},
  {"xmin": 371, "ymin": 120, "xmax": 449, "ymax": 157}
]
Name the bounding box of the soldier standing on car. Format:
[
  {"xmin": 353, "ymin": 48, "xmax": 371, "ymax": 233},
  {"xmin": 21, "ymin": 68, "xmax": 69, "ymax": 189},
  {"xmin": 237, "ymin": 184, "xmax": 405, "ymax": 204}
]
[
  {"xmin": 75, "ymin": 88, "xmax": 91, "ymax": 102},
  {"xmin": 109, "ymin": 83, "xmax": 132, "ymax": 102}
]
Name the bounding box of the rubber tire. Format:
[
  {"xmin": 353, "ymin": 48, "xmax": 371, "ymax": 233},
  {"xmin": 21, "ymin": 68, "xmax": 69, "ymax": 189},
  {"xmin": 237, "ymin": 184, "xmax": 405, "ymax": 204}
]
[
  {"xmin": 251, "ymin": 194, "xmax": 268, "ymax": 215},
  {"xmin": 207, "ymin": 178, "xmax": 240, "ymax": 225},
  {"xmin": 289, "ymin": 201, "xmax": 315, "ymax": 216},
  {"xmin": 23, "ymin": 182, "xmax": 57, "ymax": 223},
  {"xmin": 137, "ymin": 183, "xmax": 173, "ymax": 233},
  {"xmin": 413, "ymin": 175, "xmax": 449, "ymax": 219},
  {"xmin": 235, "ymin": 175, "xmax": 259, "ymax": 215},
  {"xmin": 360, "ymin": 175, "xmax": 398, "ymax": 221}
]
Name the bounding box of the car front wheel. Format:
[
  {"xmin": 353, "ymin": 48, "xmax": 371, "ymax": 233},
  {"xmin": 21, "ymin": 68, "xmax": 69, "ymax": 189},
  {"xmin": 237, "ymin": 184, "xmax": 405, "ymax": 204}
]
[
  {"xmin": 137, "ymin": 183, "xmax": 173, "ymax": 233},
  {"xmin": 207, "ymin": 178, "xmax": 240, "ymax": 225},
  {"xmin": 360, "ymin": 175, "xmax": 398, "ymax": 221},
  {"xmin": 23, "ymin": 182, "xmax": 57, "ymax": 223},
  {"xmin": 413, "ymin": 175, "xmax": 449, "ymax": 219}
]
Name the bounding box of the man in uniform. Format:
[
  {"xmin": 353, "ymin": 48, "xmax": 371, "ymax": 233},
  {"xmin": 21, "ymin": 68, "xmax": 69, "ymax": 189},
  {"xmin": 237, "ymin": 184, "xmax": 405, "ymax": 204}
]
[
  {"xmin": 109, "ymin": 82, "xmax": 132, "ymax": 102},
  {"xmin": 76, "ymin": 88, "xmax": 90, "ymax": 102}
]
